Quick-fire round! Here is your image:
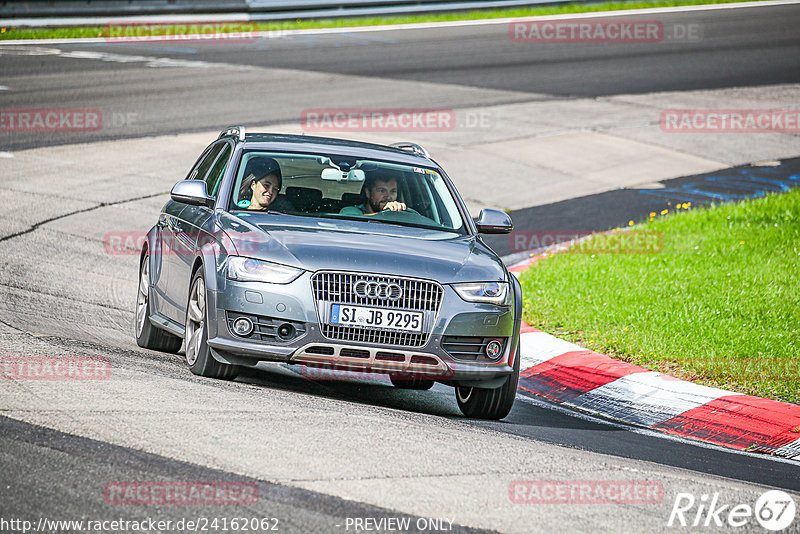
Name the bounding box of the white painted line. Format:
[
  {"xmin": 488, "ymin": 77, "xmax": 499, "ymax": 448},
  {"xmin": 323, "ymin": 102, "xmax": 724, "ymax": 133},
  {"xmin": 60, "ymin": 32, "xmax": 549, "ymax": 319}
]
[
  {"xmin": 570, "ymin": 371, "xmax": 735, "ymax": 427},
  {"xmin": 0, "ymin": 85, "xmax": 9, "ymax": 90},
  {"xmin": 0, "ymin": 46, "xmax": 62, "ymax": 55},
  {"xmin": 519, "ymin": 330, "xmax": 582, "ymax": 369},
  {"xmin": 0, "ymin": 45, "xmax": 235, "ymax": 69},
  {"xmin": 0, "ymin": 152, "xmax": 14, "ymax": 158},
  {"xmin": 7, "ymin": 47, "xmax": 232, "ymax": 69},
  {"xmin": 1, "ymin": 0, "xmax": 797, "ymax": 46}
]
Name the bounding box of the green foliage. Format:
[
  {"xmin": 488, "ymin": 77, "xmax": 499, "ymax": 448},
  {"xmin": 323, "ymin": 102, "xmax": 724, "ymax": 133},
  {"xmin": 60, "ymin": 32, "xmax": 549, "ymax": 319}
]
[{"xmin": 519, "ymin": 189, "xmax": 800, "ymax": 404}]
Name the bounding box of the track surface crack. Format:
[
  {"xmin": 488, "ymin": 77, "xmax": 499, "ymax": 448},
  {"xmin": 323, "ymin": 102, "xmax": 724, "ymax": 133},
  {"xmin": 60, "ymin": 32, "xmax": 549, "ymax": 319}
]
[{"xmin": 0, "ymin": 191, "xmax": 167, "ymax": 243}]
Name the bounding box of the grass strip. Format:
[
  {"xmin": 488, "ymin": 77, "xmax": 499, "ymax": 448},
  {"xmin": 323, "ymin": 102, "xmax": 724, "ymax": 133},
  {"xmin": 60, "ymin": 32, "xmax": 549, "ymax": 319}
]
[
  {"xmin": 1, "ymin": 0, "xmax": 768, "ymax": 40},
  {"xmin": 519, "ymin": 188, "xmax": 800, "ymax": 404}
]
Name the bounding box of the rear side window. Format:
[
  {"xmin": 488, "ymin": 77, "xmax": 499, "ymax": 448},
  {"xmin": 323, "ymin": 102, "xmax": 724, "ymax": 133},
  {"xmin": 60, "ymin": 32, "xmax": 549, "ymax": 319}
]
[{"xmin": 187, "ymin": 143, "xmax": 224, "ymax": 183}]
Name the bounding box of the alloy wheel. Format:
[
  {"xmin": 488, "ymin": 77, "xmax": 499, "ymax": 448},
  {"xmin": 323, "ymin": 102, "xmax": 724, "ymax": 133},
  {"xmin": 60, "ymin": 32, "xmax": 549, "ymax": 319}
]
[
  {"xmin": 185, "ymin": 276, "xmax": 206, "ymax": 366},
  {"xmin": 135, "ymin": 259, "xmax": 149, "ymax": 337}
]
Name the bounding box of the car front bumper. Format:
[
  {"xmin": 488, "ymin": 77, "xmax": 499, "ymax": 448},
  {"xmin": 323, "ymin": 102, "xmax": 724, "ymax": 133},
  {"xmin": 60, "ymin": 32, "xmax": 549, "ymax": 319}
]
[{"xmin": 204, "ymin": 273, "xmax": 518, "ymax": 385}]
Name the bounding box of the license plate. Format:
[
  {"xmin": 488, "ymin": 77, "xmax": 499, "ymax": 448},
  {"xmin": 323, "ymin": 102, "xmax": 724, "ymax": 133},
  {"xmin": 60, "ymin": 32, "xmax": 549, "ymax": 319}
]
[{"xmin": 330, "ymin": 304, "xmax": 423, "ymax": 333}]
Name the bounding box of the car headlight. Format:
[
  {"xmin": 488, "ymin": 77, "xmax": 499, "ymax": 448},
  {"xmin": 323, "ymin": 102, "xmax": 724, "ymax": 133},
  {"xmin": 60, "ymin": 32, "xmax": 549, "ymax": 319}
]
[
  {"xmin": 453, "ymin": 282, "xmax": 510, "ymax": 305},
  {"xmin": 226, "ymin": 257, "xmax": 303, "ymax": 284}
]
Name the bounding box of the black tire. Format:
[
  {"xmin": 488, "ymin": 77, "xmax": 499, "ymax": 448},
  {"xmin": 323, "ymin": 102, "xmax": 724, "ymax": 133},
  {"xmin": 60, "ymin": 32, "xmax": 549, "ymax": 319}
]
[
  {"xmin": 135, "ymin": 253, "xmax": 182, "ymax": 353},
  {"xmin": 184, "ymin": 268, "xmax": 239, "ymax": 380},
  {"xmin": 455, "ymin": 344, "xmax": 520, "ymax": 420},
  {"xmin": 390, "ymin": 374, "xmax": 435, "ymax": 390}
]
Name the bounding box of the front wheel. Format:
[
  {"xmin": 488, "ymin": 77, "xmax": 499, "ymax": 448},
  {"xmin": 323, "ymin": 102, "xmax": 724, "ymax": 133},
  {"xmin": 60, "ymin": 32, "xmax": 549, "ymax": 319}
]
[
  {"xmin": 185, "ymin": 269, "xmax": 239, "ymax": 380},
  {"xmin": 455, "ymin": 345, "xmax": 520, "ymax": 420}
]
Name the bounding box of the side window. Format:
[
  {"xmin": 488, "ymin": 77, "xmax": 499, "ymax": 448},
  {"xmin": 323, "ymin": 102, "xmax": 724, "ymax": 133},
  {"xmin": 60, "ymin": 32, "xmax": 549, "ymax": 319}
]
[
  {"xmin": 187, "ymin": 143, "xmax": 224, "ymax": 182},
  {"xmin": 204, "ymin": 144, "xmax": 232, "ymax": 198}
]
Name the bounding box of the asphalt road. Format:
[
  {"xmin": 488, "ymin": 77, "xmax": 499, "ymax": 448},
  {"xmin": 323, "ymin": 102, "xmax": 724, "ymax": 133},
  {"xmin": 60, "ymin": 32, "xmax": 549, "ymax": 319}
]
[
  {"xmin": 194, "ymin": 5, "xmax": 800, "ymax": 96},
  {"xmin": 1, "ymin": 3, "xmax": 798, "ymax": 150},
  {"xmin": 0, "ymin": 416, "xmax": 489, "ymax": 534},
  {"xmin": 1, "ymin": 3, "xmax": 800, "ymax": 532}
]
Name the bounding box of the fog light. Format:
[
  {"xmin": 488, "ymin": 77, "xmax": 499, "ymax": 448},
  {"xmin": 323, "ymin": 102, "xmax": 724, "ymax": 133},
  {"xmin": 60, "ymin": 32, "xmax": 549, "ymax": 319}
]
[
  {"xmin": 278, "ymin": 323, "xmax": 295, "ymax": 340},
  {"xmin": 232, "ymin": 317, "xmax": 253, "ymax": 336},
  {"xmin": 485, "ymin": 340, "xmax": 503, "ymax": 359}
]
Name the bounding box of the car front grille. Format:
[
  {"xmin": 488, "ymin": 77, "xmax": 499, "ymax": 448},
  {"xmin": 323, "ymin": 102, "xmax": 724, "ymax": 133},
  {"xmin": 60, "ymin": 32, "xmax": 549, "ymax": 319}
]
[{"xmin": 312, "ymin": 271, "xmax": 443, "ymax": 347}]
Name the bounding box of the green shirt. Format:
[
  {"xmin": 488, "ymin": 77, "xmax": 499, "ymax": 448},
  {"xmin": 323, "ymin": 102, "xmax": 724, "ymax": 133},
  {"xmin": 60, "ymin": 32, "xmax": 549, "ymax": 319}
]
[{"xmin": 339, "ymin": 203, "xmax": 369, "ymax": 216}]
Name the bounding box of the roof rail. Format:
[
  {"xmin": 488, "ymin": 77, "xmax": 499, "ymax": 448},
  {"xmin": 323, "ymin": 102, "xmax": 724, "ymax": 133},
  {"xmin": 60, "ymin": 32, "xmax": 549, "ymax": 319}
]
[
  {"xmin": 388, "ymin": 142, "xmax": 430, "ymax": 159},
  {"xmin": 219, "ymin": 125, "xmax": 245, "ymax": 141}
]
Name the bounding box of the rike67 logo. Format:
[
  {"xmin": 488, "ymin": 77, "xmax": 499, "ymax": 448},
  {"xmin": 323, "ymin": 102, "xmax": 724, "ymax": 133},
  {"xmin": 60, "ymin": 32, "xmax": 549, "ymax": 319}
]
[{"xmin": 668, "ymin": 490, "xmax": 796, "ymax": 531}]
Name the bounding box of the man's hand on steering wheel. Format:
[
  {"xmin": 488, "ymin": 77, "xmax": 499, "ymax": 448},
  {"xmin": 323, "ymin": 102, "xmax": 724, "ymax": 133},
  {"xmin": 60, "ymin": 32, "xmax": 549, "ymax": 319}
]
[
  {"xmin": 382, "ymin": 201, "xmax": 407, "ymax": 212},
  {"xmin": 365, "ymin": 203, "xmax": 419, "ymax": 217}
]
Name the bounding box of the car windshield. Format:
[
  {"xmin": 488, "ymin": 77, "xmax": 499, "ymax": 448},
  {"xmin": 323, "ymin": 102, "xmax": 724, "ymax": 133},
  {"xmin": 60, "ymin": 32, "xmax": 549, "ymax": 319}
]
[{"xmin": 227, "ymin": 151, "xmax": 467, "ymax": 233}]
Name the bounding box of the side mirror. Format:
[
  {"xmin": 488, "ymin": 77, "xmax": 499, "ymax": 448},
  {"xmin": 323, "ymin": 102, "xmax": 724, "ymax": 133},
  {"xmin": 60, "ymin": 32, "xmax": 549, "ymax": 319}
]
[
  {"xmin": 475, "ymin": 209, "xmax": 513, "ymax": 234},
  {"xmin": 170, "ymin": 180, "xmax": 215, "ymax": 208}
]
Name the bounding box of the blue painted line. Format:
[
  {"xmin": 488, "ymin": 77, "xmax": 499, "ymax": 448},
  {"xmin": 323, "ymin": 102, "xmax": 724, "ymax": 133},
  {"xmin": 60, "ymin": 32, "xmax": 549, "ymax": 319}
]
[
  {"xmin": 704, "ymin": 176, "xmax": 787, "ymax": 192},
  {"xmin": 637, "ymin": 189, "xmax": 718, "ymax": 202},
  {"xmin": 743, "ymin": 166, "xmax": 789, "ymax": 176},
  {"xmin": 733, "ymin": 168, "xmax": 799, "ymax": 183},
  {"xmin": 639, "ymin": 167, "xmax": 800, "ymax": 203},
  {"xmin": 681, "ymin": 186, "xmax": 758, "ymax": 200}
]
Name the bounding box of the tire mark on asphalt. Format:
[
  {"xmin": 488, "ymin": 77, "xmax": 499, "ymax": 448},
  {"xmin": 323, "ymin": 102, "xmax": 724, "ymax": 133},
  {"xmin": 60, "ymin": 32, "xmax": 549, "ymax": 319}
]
[
  {"xmin": 0, "ymin": 190, "xmax": 167, "ymax": 243},
  {"xmin": 0, "ymin": 282, "xmax": 131, "ymax": 313}
]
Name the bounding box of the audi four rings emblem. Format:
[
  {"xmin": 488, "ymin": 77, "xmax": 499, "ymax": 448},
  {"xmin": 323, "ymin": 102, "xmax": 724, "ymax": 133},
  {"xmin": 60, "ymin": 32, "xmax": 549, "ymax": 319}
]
[{"xmin": 353, "ymin": 280, "xmax": 403, "ymax": 300}]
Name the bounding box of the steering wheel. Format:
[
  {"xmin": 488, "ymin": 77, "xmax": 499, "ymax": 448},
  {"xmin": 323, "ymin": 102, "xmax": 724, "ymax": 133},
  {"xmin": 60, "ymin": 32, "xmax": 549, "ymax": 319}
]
[{"xmin": 370, "ymin": 207, "xmax": 437, "ymax": 226}]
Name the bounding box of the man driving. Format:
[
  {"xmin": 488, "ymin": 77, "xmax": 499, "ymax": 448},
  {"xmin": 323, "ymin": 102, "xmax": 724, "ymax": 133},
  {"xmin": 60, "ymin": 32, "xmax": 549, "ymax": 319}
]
[{"xmin": 340, "ymin": 172, "xmax": 407, "ymax": 215}]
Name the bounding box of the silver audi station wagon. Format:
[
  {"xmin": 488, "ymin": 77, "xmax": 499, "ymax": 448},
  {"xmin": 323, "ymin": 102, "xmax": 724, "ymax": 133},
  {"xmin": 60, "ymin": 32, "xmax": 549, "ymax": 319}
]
[{"xmin": 136, "ymin": 127, "xmax": 521, "ymax": 419}]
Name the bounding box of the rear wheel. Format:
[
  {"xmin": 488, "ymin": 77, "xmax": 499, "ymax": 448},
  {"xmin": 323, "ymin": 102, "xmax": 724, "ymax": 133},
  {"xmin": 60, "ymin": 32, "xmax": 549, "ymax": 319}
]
[
  {"xmin": 390, "ymin": 374, "xmax": 435, "ymax": 390},
  {"xmin": 135, "ymin": 253, "xmax": 182, "ymax": 353},
  {"xmin": 455, "ymin": 345, "xmax": 520, "ymax": 420},
  {"xmin": 185, "ymin": 269, "xmax": 239, "ymax": 380}
]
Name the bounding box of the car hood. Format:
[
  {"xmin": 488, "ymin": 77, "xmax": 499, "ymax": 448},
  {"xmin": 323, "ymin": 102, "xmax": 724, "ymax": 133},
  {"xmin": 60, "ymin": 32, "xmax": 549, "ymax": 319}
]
[{"xmin": 218, "ymin": 212, "xmax": 506, "ymax": 283}]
